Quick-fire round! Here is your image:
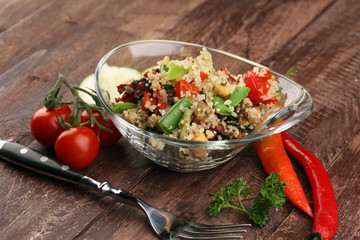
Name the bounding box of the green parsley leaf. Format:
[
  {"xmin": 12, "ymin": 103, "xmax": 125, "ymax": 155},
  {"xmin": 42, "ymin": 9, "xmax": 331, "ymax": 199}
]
[
  {"xmin": 248, "ymin": 198, "xmax": 272, "ymax": 227},
  {"xmin": 208, "ymin": 188, "xmax": 232, "ymax": 216},
  {"xmin": 226, "ymin": 177, "xmax": 250, "ymax": 200},
  {"xmin": 260, "ymin": 172, "xmax": 287, "ymax": 209},
  {"xmin": 207, "ymin": 172, "xmax": 286, "ymax": 227}
]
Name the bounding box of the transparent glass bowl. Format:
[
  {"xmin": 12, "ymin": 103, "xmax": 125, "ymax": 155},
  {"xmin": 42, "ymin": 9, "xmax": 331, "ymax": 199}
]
[{"xmin": 95, "ymin": 40, "xmax": 313, "ymax": 172}]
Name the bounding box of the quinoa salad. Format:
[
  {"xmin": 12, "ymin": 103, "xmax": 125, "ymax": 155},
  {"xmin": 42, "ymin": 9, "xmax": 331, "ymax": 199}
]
[{"xmin": 110, "ymin": 48, "xmax": 284, "ymax": 141}]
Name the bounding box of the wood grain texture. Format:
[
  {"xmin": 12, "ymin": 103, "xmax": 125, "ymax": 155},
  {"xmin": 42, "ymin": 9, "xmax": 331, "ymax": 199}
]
[{"xmin": 0, "ymin": 0, "xmax": 359, "ymax": 239}]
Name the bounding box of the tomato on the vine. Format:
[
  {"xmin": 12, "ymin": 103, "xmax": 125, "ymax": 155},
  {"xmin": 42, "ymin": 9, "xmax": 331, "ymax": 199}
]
[
  {"xmin": 81, "ymin": 110, "xmax": 121, "ymax": 147},
  {"xmin": 30, "ymin": 106, "xmax": 71, "ymax": 147},
  {"xmin": 55, "ymin": 127, "xmax": 99, "ymax": 169}
]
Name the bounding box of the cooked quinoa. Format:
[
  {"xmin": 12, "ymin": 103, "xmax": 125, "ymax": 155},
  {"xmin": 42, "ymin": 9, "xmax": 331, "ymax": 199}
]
[{"xmin": 112, "ymin": 48, "xmax": 284, "ymax": 141}]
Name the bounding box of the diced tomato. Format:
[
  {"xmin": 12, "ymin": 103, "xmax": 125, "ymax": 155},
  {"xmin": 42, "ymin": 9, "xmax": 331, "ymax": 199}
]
[
  {"xmin": 244, "ymin": 70, "xmax": 270, "ymax": 101},
  {"xmin": 156, "ymin": 89, "xmax": 167, "ymax": 110},
  {"xmin": 208, "ymin": 129, "xmax": 217, "ymax": 141},
  {"xmin": 215, "ymin": 125, "xmax": 225, "ymax": 133},
  {"xmin": 175, "ymin": 80, "xmax": 200, "ymax": 99},
  {"xmin": 142, "ymin": 92, "xmax": 157, "ymax": 111},
  {"xmin": 144, "ymin": 69, "xmax": 158, "ymax": 78},
  {"xmin": 130, "ymin": 80, "xmax": 144, "ymax": 90},
  {"xmin": 264, "ymin": 69, "xmax": 273, "ymax": 79},
  {"xmin": 143, "ymin": 71, "xmax": 149, "ymax": 78},
  {"xmin": 234, "ymin": 133, "xmax": 243, "ymax": 139},
  {"xmin": 221, "ymin": 67, "xmax": 237, "ymax": 83},
  {"xmin": 200, "ymin": 71, "xmax": 208, "ymax": 82}
]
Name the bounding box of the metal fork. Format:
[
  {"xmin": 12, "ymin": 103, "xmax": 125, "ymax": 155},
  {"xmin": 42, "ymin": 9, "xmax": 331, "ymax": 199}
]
[{"xmin": 0, "ymin": 140, "xmax": 250, "ymax": 239}]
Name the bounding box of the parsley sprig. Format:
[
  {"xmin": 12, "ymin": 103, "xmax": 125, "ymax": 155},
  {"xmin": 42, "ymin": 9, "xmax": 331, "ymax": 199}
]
[{"xmin": 208, "ymin": 172, "xmax": 286, "ymax": 227}]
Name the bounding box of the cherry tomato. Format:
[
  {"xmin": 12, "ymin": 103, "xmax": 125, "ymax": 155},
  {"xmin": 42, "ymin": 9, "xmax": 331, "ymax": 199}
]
[
  {"xmin": 81, "ymin": 110, "xmax": 121, "ymax": 147},
  {"xmin": 30, "ymin": 106, "xmax": 71, "ymax": 147},
  {"xmin": 244, "ymin": 70, "xmax": 270, "ymax": 101},
  {"xmin": 175, "ymin": 80, "xmax": 200, "ymax": 99},
  {"xmin": 55, "ymin": 127, "xmax": 99, "ymax": 169}
]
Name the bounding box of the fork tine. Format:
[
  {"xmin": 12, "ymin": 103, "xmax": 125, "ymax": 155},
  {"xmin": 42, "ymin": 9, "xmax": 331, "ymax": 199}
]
[
  {"xmin": 174, "ymin": 222, "xmax": 251, "ymax": 240},
  {"xmin": 188, "ymin": 222, "xmax": 251, "ymax": 229},
  {"xmin": 177, "ymin": 232, "xmax": 244, "ymax": 239},
  {"xmin": 184, "ymin": 228, "xmax": 247, "ymax": 234}
]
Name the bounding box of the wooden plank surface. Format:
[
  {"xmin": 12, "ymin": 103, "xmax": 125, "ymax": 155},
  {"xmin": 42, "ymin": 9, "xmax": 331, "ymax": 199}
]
[{"xmin": 0, "ymin": 0, "xmax": 359, "ymax": 239}]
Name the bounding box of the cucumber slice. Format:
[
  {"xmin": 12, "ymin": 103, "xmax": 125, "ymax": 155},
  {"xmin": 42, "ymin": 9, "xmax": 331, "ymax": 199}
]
[
  {"xmin": 79, "ymin": 64, "xmax": 141, "ymax": 104},
  {"xmin": 78, "ymin": 74, "xmax": 97, "ymax": 104}
]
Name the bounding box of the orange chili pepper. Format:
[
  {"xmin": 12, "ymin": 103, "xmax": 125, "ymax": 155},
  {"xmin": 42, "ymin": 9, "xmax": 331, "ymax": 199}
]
[{"xmin": 253, "ymin": 133, "xmax": 313, "ymax": 218}]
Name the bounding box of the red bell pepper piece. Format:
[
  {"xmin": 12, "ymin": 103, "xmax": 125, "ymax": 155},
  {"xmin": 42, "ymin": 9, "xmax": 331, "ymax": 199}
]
[
  {"xmin": 200, "ymin": 71, "xmax": 208, "ymax": 82},
  {"xmin": 156, "ymin": 89, "xmax": 167, "ymax": 110},
  {"xmin": 175, "ymin": 80, "xmax": 200, "ymax": 99},
  {"xmin": 221, "ymin": 67, "xmax": 237, "ymax": 83},
  {"xmin": 142, "ymin": 92, "xmax": 156, "ymax": 111}
]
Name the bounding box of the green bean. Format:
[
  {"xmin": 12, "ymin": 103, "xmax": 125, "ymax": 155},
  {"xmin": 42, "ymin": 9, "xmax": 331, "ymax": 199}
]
[
  {"xmin": 229, "ymin": 87, "xmax": 250, "ymax": 106},
  {"xmin": 213, "ymin": 95, "xmax": 225, "ymax": 105},
  {"xmin": 158, "ymin": 97, "xmax": 191, "ymax": 134},
  {"xmin": 212, "ymin": 95, "xmax": 231, "ymax": 115},
  {"xmin": 214, "ymin": 103, "xmax": 232, "ymax": 115},
  {"xmin": 110, "ymin": 102, "xmax": 137, "ymax": 113}
]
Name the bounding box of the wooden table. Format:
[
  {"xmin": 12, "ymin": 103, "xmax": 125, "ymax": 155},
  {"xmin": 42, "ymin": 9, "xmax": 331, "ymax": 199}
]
[{"xmin": 1, "ymin": 0, "xmax": 359, "ymax": 239}]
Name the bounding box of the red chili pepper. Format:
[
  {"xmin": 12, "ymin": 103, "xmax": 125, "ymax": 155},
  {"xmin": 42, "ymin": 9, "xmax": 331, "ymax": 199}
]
[
  {"xmin": 281, "ymin": 133, "xmax": 338, "ymax": 240},
  {"xmin": 253, "ymin": 133, "xmax": 313, "ymax": 218}
]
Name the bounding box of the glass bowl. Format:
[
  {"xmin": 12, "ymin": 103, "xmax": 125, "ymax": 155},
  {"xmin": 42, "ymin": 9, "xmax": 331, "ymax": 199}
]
[{"xmin": 94, "ymin": 40, "xmax": 313, "ymax": 172}]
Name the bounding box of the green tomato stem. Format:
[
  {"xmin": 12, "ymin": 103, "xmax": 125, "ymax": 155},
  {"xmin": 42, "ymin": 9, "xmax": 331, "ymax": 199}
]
[{"xmin": 45, "ymin": 73, "xmax": 111, "ymax": 132}]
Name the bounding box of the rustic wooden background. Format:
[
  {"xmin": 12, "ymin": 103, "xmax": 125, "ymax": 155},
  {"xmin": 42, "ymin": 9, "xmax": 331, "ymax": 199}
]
[{"xmin": 1, "ymin": 0, "xmax": 359, "ymax": 239}]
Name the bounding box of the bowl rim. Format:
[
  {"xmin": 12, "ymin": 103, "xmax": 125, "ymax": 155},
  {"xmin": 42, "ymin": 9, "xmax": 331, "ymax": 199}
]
[{"xmin": 94, "ymin": 40, "xmax": 313, "ymax": 148}]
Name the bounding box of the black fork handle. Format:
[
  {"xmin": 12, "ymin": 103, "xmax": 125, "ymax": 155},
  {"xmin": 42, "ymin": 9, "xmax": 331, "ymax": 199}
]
[
  {"xmin": 0, "ymin": 140, "xmax": 84, "ymax": 183},
  {"xmin": 0, "ymin": 140, "xmax": 142, "ymax": 208}
]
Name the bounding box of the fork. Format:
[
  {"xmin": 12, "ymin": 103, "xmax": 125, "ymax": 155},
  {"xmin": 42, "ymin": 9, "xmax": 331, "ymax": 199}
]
[{"xmin": 0, "ymin": 140, "xmax": 250, "ymax": 239}]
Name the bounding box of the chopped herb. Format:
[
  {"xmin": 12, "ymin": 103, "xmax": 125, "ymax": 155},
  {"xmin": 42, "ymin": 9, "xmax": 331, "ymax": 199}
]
[{"xmin": 160, "ymin": 64, "xmax": 169, "ymax": 72}]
